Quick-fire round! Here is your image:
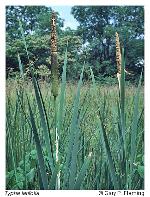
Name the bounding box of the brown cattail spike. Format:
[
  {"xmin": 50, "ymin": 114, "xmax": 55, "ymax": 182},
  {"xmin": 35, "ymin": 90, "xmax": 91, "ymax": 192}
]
[
  {"xmin": 116, "ymin": 32, "xmax": 121, "ymax": 75},
  {"xmin": 51, "ymin": 11, "xmax": 59, "ymax": 98},
  {"xmin": 51, "ymin": 12, "xmax": 57, "ymax": 53}
]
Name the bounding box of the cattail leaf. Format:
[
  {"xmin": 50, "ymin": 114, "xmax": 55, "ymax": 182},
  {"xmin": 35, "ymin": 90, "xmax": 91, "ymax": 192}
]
[
  {"xmin": 49, "ymin": 164, "xmax": 59, "ymax": 190},
  {"xmin": 64, "ymin": 66, "xmax": 84, "ymax": 189},
  {"xmin": 57, "ymin": 47, "xmax": 68, "ymax": 135},
  {"xmin": 26, "ymin": 168, "xmax": 36, "ymax": 183},
  {"xmin": 7, "ymin": 130, "xmax": 18, "ymax": 185},
  {"xmin": 37, "ymin": 164, "xmax": 44, "ymax": 190},
  {"xmin": 118, "ymin": 48, "xmax": 127, "ymax": 186},
  {"xmin": 32, "ymin": 76, "xmax": 54, "ymax": 172},
  {"xmin": 130, "ymin": 72, "xmax": 143, "ymax": 182},
  {"xmin": 90, "ymin": 68, "xmax": 119, "ymax": 189},
  {"xmin": 98, "ymin": 111, "xmax": 120, "ymax": 189},
  {"xmin": 137, "ymin": 165, "xmax": 144, "ymax": 178},
  {"xmin": 68, "ymin": 125, "xmax": 80, "ymax": 189},
  {"xmin": 27, "ymin": 99, "xmax": 48, "ymax": 190},
  {"xmin": 74, "ymin": 152, "xmax": 92, "ymax": 190},
  {"xmin": 68, "ymin": 66, "xmax": 84, "ymax": 189},
  {"xmin": 120, "ymin": 48, "xmax": 125, "ymax": 142}
]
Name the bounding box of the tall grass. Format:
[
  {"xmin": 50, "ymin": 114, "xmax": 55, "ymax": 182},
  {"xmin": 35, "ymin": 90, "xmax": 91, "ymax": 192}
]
[
  {"xmin": 6, "ymin": 79, "xmax": 144, "ymax": 189},
  {"xmin": 6, "ymin": 17, "xmax": 144, "ymax": 190}
]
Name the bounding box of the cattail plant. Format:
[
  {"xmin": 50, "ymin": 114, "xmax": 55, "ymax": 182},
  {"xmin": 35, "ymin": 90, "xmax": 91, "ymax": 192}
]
[
  {"xmin": 115, "ymin": 32, "xmax": 125, "ymax": 130},
  {"xmin": 50, "ymin": 11, "xmax": 60, "ymax": 189},
  {"xmin": 116, "ymin": 32, "xmax": 128, "ymax": 188},
  {"xmin": 116, "ymin": 32, "xmax": 125, "ymax": 136}
]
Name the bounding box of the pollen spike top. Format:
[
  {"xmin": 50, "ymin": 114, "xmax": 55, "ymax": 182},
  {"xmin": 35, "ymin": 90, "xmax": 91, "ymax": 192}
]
[
  {"xmin": 50, "ymin": 11, "xmax": 59, "ymax": 99},
  {"xmin": 116, "ymin": 32, "xmax": 121, "ymax": 75},
  {"xmin": 51, "ymin": 11, "xmax": 57, "ymax": 53}
]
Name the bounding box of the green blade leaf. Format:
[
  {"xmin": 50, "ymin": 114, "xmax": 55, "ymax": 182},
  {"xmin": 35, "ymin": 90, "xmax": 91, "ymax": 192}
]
[
  {"xmin": 57, "ymin": 47, "xmax": 67, "ymax": 134},
  {"xmin": 64, "ymin": 66, "xmax": 84, "ymax": 189},
  {"xmin": 137, "ymin": 165, "xmax": 144, "ymax": 178},
  {"xmin": 130, "ymin": 72, "xmax": 143, "ymax": 182},
  {"xmin": 98, "ymin": 111, "xmax": 120, "ymax": 189},
  {"xmin": 74, "ymin": 152, "xmax": 92, "ymax": 190},
  {"xmin": 32, "ymin": 76, "xmax": 54, "ymax": 172},
  {"xmin": 90, "ymin": 68, "xmax": 119, "ymax": 189},
  {"xmin": 49, "ymin": 164, "xmax": 59, "ymax": 190},
  {"xmin": 120, "ymin": 48, "xmax": 125, "ymax": 144},
  {"xmin": 27, "ymin": 99, "xmax": 48, "ymax": 190}
]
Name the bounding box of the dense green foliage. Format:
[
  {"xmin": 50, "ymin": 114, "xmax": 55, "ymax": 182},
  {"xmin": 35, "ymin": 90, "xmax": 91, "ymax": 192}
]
[
  {"xmin": 6, "ymin": 80, "xmax": 144, "ymax": 190},
  {"xmin": 71, "ymin": 6, "xmax": 144, "ymax": 78},
  {"xmin": 6, "ymin": 6, "xmax": 144, "ymax": 82}
]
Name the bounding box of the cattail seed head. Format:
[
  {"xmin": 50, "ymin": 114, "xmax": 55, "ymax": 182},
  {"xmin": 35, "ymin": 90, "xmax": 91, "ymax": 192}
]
[
  {"xmin": 51, "ymin": 11, "xmax": 57, "ymax": 53},
  {"xmin": 116, "ymin": 32, "xmax": 121, "ymax": 74},
  {"xmin": 51, "ymin": 11, "xmax": 59, "ymax": 98}
]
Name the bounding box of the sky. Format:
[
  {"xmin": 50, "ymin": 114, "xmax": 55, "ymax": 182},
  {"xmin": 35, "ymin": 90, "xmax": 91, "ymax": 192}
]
[{"xmin": 51, "ymin": 6, "xmax": 79, "ymax": 30}]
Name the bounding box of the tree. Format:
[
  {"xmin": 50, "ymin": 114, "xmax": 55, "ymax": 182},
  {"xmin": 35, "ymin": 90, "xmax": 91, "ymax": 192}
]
[
  {"xmin": 6, "ymin": 6, "xmax": 64, "ymax": 39},
  {"xmin": 6, "ymin": 6, "xmax": 144, "ymax": 82},
  {"xmin": 71, "ymin": 6, "xmax": 144, "ymax": 78},
  {"xmin": 6, "ymin": 6, "xmax": 64, "ymax": 74},
  {"xmin": 6, "ymin": 8, "xmax": 83, "ymax": 80}
]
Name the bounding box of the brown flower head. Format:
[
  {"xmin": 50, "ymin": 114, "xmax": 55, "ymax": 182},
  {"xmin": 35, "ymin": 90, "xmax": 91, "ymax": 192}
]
[
  {"xmin": 50, "ymin": 11, "xmax": 59, "ymax": 99},
  {"xmin": 116, "ymin": 32, "xmax": 121, "ymax": 74}
]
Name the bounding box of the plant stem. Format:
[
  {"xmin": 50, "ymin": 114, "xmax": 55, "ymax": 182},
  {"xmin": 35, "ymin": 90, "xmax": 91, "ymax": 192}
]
[{"xmin": 54, "ymin": 97, "xmax": 60, "ymax": 189}]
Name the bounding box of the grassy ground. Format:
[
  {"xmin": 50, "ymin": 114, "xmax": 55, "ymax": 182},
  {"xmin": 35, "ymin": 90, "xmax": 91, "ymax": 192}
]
[{"xmin": 6, "ymin": 78, "xmax": 144, "ymax": 190}]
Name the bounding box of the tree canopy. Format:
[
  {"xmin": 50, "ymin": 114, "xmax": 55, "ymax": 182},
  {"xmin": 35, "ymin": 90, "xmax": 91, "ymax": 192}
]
[
  {"xmin": 71, "ymin": 6, "xmax": 144, "ymax": 78},
  {"xmin": 6, "ymin": 6, "xmax": 144, "ymax": 83}
]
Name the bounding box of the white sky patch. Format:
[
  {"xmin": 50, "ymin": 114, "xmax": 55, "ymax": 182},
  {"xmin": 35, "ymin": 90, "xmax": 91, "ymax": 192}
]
[{"xmin": 63, "ymin": 21, "xmax": 77, "ymax": 30}]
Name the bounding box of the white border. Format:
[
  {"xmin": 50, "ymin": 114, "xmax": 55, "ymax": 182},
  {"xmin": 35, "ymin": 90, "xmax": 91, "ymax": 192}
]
[
  {"xmin": 144, "ymin": 3, "xmax": 150, "ymax": 197},
  {"xmin": 0, "ymin": 1, "xmax": 6, "ymax": 195},
  {"xmin": 1, "ymin": 0, "xmax": 149, "ymax": 196},
  {"xmin": 2, "ymin": 0, "xmax": 147, "ymax": 6}
]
